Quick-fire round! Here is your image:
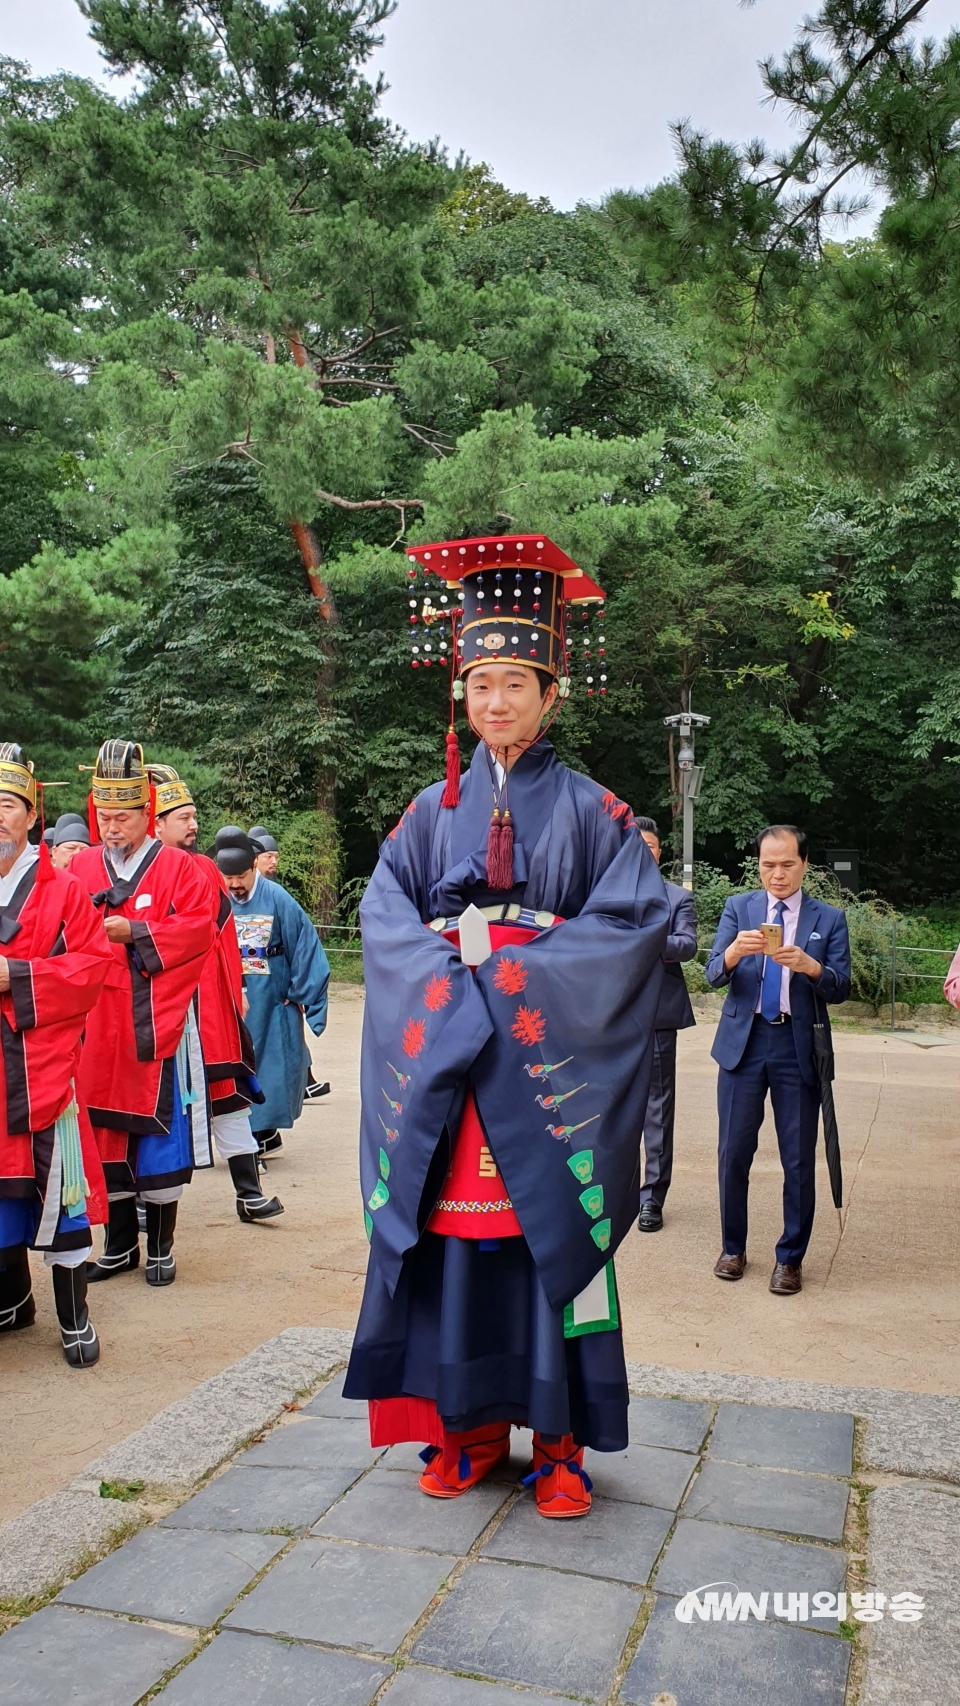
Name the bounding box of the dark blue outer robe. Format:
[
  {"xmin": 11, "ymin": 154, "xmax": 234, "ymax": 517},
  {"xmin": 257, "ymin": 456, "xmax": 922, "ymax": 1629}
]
[{"xmin": 356, "ymin": 740, "xmax": 669, "ymax": 1314}]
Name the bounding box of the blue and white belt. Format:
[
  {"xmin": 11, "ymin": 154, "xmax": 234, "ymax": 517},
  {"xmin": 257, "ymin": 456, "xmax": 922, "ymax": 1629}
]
[{"xmin": 427, "ymin": 902, "xmax": 558, "ymax": 933}]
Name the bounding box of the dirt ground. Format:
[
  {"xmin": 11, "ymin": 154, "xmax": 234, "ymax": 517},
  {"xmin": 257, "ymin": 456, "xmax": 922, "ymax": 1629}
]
[{"xmin": 3, "ymin": 990, "xmax": 959, "ymax": 1524}]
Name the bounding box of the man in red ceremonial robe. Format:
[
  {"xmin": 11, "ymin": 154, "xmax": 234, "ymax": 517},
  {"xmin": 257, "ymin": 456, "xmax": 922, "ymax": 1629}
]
[
  {"xmin": 71, "ymin": 742, "xmax": 216, "ymax": 1287},
  {"xmin": 150, "ymin": 766, "xmax": 281, "ymax": 1222},
  {"xmin": 0, "ymin": 744, "xmax": 112, "ymax": 1367}
]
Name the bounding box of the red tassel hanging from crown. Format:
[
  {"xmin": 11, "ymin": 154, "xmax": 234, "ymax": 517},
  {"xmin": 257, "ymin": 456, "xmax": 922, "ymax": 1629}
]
[
  {"xmin": 486, "ymin": 808, "xmax": 514, "ymax": 890},
  {"xmin": 440, "ymin": 727, "xmax": 461, "ymax": 809},
  {"xmin": 88, "ymin": 794, "xmax": 100, "ymax": 844},
  {"xmin": 147, "ymin": 783, "xmax": 157, "ymax": 838}
]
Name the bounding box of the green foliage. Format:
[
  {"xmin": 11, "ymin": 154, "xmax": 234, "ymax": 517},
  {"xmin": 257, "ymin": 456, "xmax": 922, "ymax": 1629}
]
[
  {"xmin": 435, "ymin": 163, "xmax": 551, "ymax": 236},
  {"xmin": 275, "ymin": 809, "xmax": 340, "ymax": 922},
  {"xmin": 5, "ymin": 0, "xmax": 960, "ymax": 922}
]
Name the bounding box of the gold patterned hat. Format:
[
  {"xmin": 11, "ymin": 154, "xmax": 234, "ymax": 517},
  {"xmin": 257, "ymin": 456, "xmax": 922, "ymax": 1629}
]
[
  {"xmin": 147, "ymin": 763, "xmax": 195, "ymax": 816},
  {"xmin": 89, "ymin": 741, "xmax": 152, "ymax": 810},
  {"xmin": 0, "ymin": 742, "xmax": 37, "ymax": 809}
]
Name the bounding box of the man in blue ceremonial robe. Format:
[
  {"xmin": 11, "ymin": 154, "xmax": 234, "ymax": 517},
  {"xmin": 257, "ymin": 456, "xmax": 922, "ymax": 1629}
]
[
  {"xmin": 216, "ymin": 834, "xmax": 330, "ymax": 1156},
  {"xmin": 343, "ymin": 534, "xmax": 670, "ymax": 1519}
]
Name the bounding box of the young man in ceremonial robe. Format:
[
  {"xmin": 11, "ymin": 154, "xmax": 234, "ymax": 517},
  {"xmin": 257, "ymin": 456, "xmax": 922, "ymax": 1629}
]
[
  {"xmin": 216, "ymin": 833, "xmax": 330, "ymax": 1156},
  {"xmin": 0, "ymin": 745, "xmax": 112, "ymax": 1366},
  {"xmin": 71, "ymin": 742, "xmax": 216, "ymax": 1287},
  {"xmin": 343, "ymin": 535, "xmax": 669, "ymax": 1518},
  {"xmin": 150, "ymin": 767, "xmax": 281, "ymax": 1222}
]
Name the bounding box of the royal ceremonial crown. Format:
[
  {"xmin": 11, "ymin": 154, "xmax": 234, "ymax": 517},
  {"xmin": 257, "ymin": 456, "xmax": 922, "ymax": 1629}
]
[
  {"xmin": 147, "ymin": 763, "xmax": 195, "ymax": 816},
  {"xmin": 402, "ymin": 535, "xmax": 608, "ymax": 823},
  {"xmin": 0, "ymin": 742, "xmax": 37, "ymax": 809},
  {"xmin": 89, "ymin": 741, "xmax": 152, "ymax": 810}
]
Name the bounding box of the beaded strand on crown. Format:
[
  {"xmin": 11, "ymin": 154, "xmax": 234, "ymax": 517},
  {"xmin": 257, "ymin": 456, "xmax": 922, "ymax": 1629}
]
[{"xmin": 402, "ymin": 535, "xmax": 608, "ymax": 820}]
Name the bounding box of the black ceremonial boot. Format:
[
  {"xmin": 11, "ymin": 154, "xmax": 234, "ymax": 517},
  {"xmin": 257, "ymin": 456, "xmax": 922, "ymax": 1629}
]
[
  {"xmin": 87, "ymin": 1196, "xmax": 141, "ymax": 1281},
  {"xmin": 145, "ymin": 1201, "xmax": 178, "ymax": 1286},
  {"xmin": 0, "ymin": 1245, "xmax": 36, "ymax": 1332},
  {"xmin": 254, "ymin": 1127, "xmax": 283, "ymax": 1155},
  {"xmin": 228, "ymin": 1154, "xmax": 284, "ymax": 1223},
  {"xmin": 52, "ymin": 1262, "xmax": 100, "ymax": 1368}
]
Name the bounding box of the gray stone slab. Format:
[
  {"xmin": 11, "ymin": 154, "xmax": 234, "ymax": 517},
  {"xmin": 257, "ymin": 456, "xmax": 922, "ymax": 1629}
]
[
  {"xmin": 162, "ymin": 1465, "xmax": 360, "ymax": 1533},
  {"xmin": 383, "ymin": 1671, "xmax": 557, "ymax": 1704},
  {"xmin": 301, "ymin": 1371, "xmax": 369, "ymax": 1420},
  {"xmin": 225, "ymin": 1537, "xmax": 456, "ymax": 1655},
  {"xmin": 237, "ymin": 1416, "xmax": 383, "ymax": 1471},
  {"xmin": 621, "ymin": 1593, "xmax": 851, "ymax": 1706},
  {"xmin": 625, "ymin": 1360, "xmax": 960, "ymax": 1481},
  {"xmin": 411, "ymin": 1558, "xmax": 641, "ymax": 1698},
  {"xmin": 382, "ymin": 1427, "xmax": 533, "ymax": 1481},
  {"xmin": 0, "ymin": 1489, "xmax": 146, "ymax": 1604},
  {"xmin": 313, "ymin": 1467, "xmax": 510, "ymax": 1553},
  {"xmin": 483, "ymin": 1490, "xmax": 672, "ymax": 1585},
  {"xmin": 56, "ymin": 1527, "xmax": 284, "ymax": 1627},
  {"xmin": 584, "ymin": 1441, "xmax": 698, "ymax": 1509},
  {"xmin": 154, "ymin": 1630, "xmax": 391, "ymax": 1705},
  {"xmin": 862, "ymin": 1484, "xmax": 960, "ymax": 1706},
  {"xmin": 77, "ymin": 1327, "xmax": 352, "ymax": 1491},
  {"xmin": 707, "ymin": 1403, "xmax": 854, "ymax": 1476},
  {"xmin": 630, "ymin": 1395, "xmax": 714, "ymax": 1454},
  {"xmin": 0, "ymin": 1605, "xmax": 192, "ymax": 1706},
  {"xmin": 655, "ymin": 1520, "xmax": 846, "ymax": 1630},
  {"xmin": 685, "ymin": 1460, "xmax": 849, "ymax": 1543}
]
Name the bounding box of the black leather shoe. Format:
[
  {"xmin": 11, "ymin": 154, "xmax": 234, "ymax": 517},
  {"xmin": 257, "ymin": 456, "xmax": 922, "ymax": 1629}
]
[
  {"xmin": 52, "ymin": 1263, "xmax": 100, "ymax": 1368},
  {"xmin": 304, "ymin": 1080, "xmax": 331, "ymax": 1100},
  {"xmin": 87, "ymin": 1197, "xmax": 140, "ymax": 1282},
  {"xmin": 638, "ymin": 1203, "xmax": 663, "ymax": 1232},
  {"xmin": 228, "ymin": 1154, "xmax": 284, "ymax": 1222},
  {"xmin": 145, "ymin": 1201, "xmax": 178, "ymax": 1286},
  {"xmin": 0, "ymin": 1246, "xmax": 35, "ymax": 1331},
  {"xmin": 254, "ymin": 1128, "xmax": 283, "ymax": 1155}
]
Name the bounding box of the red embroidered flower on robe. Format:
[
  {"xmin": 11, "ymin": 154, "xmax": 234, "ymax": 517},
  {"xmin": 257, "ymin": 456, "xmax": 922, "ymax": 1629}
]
[
  {"xmin": 402, "ymin": 1017, "xmax": 426, "ymax": 1057},
  {"xmin": 601, "ymin": 790, "xmax": 633, "ymax": 825},
  {"xmin": 491, "ymin": 962, "xmax": 528, "ymax": 996},
  {"xmin": 493, "ymin": 957, "xmax": 528, "ymax": 996},
  {"xmin": 423, "ymin": 973, "xmax": 452, "ymax": 1012},
  {"xmin": 512, "ymin": 1005, "xmax": 546, "ymax": 1046}
]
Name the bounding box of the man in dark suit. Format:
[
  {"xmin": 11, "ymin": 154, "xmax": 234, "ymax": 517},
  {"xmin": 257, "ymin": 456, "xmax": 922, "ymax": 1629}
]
[
  {"xmin": 705, "ymin": 825, "xmax": 850, "ymax": 1295},
  {"xmin": 635, "ymin": 818, "xmax": 698, "ymax": 1233}
]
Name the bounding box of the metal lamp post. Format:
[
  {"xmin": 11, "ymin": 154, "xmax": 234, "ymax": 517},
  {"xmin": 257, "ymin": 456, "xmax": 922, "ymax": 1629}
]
[{"xmin": 664, "ymin": 709, "xmax": 710, "ymax": 891}]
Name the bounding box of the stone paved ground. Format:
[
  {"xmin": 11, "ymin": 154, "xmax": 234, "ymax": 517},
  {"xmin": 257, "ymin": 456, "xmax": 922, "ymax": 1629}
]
[{"xmin": 0, "ymin": 1369, "xmax": 863, "ymax": 1706}]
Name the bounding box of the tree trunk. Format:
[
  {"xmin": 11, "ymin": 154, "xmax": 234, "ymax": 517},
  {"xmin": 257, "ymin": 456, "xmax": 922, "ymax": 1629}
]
[{"xmin": 267, "ymin": 329, "xmax": 340, "ymax": 922}]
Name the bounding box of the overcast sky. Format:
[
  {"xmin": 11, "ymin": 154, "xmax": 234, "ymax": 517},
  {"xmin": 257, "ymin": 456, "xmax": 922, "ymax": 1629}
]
[{"xmin": 2, "ymin": 0, "xmax": 957, "ymax": 210}]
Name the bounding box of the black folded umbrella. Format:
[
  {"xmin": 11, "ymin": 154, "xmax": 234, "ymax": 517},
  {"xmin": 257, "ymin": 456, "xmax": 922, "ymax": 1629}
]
[{"xmin": 812, "ymin": 995, "xmax": 843, "ymax": 1209}]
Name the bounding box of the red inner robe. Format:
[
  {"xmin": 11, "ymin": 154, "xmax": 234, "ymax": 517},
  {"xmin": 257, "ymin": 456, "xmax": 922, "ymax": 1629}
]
[{"xmin": 70, "ymin": 843, "xmax": 216, "ymax": 1159}]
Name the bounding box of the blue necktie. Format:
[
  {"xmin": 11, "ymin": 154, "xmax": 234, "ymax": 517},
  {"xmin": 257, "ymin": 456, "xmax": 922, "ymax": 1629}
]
[{"xmin": 760, "ymin": 901, "xmax": 786, "ymax": 1021}]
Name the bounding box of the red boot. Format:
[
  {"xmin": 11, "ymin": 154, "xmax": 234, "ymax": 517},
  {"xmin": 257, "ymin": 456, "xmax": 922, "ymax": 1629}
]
[
  {"xmin": 525, "ymin": 1432, "xmax": 593, "ymax": 1518},
  {"xmin": 418, "ymin": 1423, "xmax": 512, "ymax": 1498}
]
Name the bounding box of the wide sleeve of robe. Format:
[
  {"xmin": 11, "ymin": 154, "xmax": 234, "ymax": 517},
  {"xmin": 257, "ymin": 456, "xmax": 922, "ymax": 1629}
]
[
  {"xmin": 277, "ymin": 887, "xmax": 332, "ymax": 1037},
  {"xmin": 358, "ymin": 772, "xmax": 669, "ymax": 1308}
]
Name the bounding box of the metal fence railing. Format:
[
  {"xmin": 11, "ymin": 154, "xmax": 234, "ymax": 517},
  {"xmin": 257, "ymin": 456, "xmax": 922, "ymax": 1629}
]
[
  {"xmin": 315, "ymin": 918, "xmax": 959, "ymax": 1024},
  {"xmin": 689, "ymin": 925, "xmax": 957, "ymax": 1033},
  {"xmin": 316, "ymin": 923, "xmax": 362, "ymax": 957},
  {"xmin": 887, "ymin": 925, "xmax": 955, "ymax": 1031}
]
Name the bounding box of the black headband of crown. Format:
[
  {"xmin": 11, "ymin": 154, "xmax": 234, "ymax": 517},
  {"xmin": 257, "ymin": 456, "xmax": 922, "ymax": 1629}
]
[{"xmin": 404, "ymin": 533, "xmax": 606, "ymax": 690}]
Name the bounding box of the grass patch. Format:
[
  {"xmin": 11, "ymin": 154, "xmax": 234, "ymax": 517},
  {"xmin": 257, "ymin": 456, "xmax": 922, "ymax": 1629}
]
[{"xmin": 99, "ymin": 1479, "xmax": 145, "ymax": 1502}]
